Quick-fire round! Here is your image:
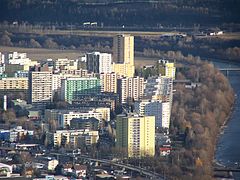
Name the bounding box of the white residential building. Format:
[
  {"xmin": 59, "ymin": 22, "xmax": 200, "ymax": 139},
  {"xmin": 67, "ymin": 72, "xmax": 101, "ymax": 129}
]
[
  {"xmin": 86, "ymin": 52, "xmax": 112, "ymax": 73},
  {"xmin": 58, "ymin": 108, "xmax": 110, "ymax": 128},
  {"xmin": 49, "ymin": 129, "xmax": 99, "ymax": 147},
  {"xmin": 7, "ymin": 52, "xmax": 31, "ymax": 65},
  {"xmin": 135, "ymin": 100, "xmax": 171, "ymax": 128},
  {"xmin": 117, "ymin": 76, "xmax": 144, "ymax": 104}
]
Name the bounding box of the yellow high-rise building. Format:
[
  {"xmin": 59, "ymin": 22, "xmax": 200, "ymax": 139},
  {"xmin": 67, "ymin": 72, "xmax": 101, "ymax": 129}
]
[
  {"xmin": 116, "ymin": 114, "xmax": 155, "ymax": 158},
  {"xmin": 112, "ymin": 34, "xmax": 135, "ymax": 77}
]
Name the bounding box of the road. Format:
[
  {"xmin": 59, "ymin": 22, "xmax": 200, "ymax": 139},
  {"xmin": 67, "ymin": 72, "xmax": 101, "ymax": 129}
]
[
  {"xmin": 50, "ymin": 152, "xmax": 164, "ymax": 179},
  {"xmin": 78, "ymin": 155, "xmax": 164, "ymax": 180}
]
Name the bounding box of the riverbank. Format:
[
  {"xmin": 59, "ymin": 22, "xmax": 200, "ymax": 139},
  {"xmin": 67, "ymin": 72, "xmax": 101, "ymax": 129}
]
[
  {"xmin": 213, "ymin": 97, "xmax": 236, "ymax": 167},
  {"xmin": 214, "ymin": 62, "xmax": 240, "ymax": 180}
]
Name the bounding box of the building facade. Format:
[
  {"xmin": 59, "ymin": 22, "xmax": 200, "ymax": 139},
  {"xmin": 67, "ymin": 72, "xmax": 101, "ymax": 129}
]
[
  {"xmin": 100, "ymin": 72, "xmax": 117, "ymax": 93},
  {"xmin": 86, "ymin": 52, "xmax": 112, "ymax": 74},
  {"xmin": 116, "ymin": 114, "xmax": 155, "ymax": 157},
  {"xmin": 61, "ymin": 77, "xmax": 101, "ymax": 103},
  {"xmin": 111, "ymin": 63, "xmax": 135, "ymax": 78},
  {"xmin": 58, "ymin": 109, "xmax": 109, "ymax": 128},
  {"xmin": 29, "ymin": 71, "xmax": 52, "ymax": 106},
  {"xmin": 135, "ymin": 99, "xmax": 171, "ymax": 128},
  {"xmin": 113, "ymin": 34, "xmax": 134, "ymax": 65},
  {"xmin": 112, "ymin": 34, "xmax": 135, "ymax": 77},
  {"xmin": 144, "ymin": 76, "xmax": 173, "ymax": 102},
  {"xmin": 117, "ymin": 76, "xmax": 144, "ymax": 104},
  {"xmin": 54, "ymin": 58, "xmax": 78, "ymax": 70},
  {"xmin": 0, "ymin": 77, "xmax": 28, "ymax": 90},
  {"xmin": 47, "ymin": 129, "xmax": 99, "ymax": 148}
]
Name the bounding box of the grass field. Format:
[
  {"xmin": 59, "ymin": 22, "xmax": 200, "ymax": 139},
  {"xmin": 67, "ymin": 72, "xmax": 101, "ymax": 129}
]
[
  {"xmin": 4, "ymin": 27, "xmax": 177, "ymax": 37},
  {"xmin": 0, "ymin": 46, "xmax": 157, "ymax": 67}
]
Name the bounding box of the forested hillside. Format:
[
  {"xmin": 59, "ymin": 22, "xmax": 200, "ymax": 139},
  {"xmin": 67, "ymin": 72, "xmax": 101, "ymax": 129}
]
[{"xmin": 0, "ymin": 0, "xmax": 240, "ymax": 27}]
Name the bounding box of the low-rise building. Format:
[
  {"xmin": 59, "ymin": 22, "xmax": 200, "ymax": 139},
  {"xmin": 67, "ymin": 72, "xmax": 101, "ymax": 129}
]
[
  {"xmin": 58, "ymin": 110, "xmax": 107, "ymax": 128},
  {"xmin": 47, "ymin": 129, "xmax": 99, "ymax": 148},
  {"xmin": 70, "ymin": 117, "xmax": 99, "ymax": 130},
  {"xmin": 0, "ymin": 126, "xmax": 34, "ymax": 142},
  {"xmin": 45, "ymin": 108, "xmax": 110, "ymax": 129},
  {"xmin": 0, "ymin": 163, "xmax": 13, "ymax": 177},
  {"xmin": 0, "ymin": 77, "xmax": 28, "ymax": 90},
  {"xmin": 54, "ymin": 58, "xmax": 78, "ymax": 70},
  {"xmin": 63, "ymin": 164, "xmax": 87, "ymax": 178}
]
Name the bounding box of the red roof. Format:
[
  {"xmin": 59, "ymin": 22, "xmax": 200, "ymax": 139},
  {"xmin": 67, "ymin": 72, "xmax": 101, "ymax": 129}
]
[{"xmin": 160, "ymin": 147, "xmax": 171, "ymax": 151}]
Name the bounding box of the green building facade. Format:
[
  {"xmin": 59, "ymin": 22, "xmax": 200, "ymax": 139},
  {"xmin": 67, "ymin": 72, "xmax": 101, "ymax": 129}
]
[{"xmin": 61, "ymin": 77, "xmax": 101, "ymax": 103}]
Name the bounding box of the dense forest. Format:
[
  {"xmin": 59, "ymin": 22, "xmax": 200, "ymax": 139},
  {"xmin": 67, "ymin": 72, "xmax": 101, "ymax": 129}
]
[{"xmin": 0, "ymin": 0, "xmax": 240, "ymax": 27}]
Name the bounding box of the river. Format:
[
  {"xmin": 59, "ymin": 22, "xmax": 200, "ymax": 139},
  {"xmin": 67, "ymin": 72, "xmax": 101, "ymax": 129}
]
[{"xmin": 213, "ymin": 60, "xmax": 240, "ymax": 180}]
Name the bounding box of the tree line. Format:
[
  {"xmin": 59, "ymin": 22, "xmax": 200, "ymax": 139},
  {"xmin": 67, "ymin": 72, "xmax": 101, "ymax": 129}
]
[
  {"xmin": 133, "ymin": 55, "xmax": 235, "ymax": 179},
  {"xmin": 0, "ymin": 0, "xmax": 240, "ymax": 27}
]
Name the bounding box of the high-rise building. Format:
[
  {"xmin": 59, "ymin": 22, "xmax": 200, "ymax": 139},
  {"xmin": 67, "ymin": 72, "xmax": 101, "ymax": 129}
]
[
  {"xmin": 135, "ymin": 99, "xmax": 171, "ymax": 128},
  {"xmin": 113, "ymin": 34, "xmax": 134, "ymax": 65},
  {"xmin": 86, "ymin": 52, "xmax": 112, "ymax": 74},
  {"xmin": 100, "ymin": 72, "xmax": 117, "ymax": 93},
  {"xmin": 52, "ymin": 73, "xmax": 90, "ymax": 95},
  {"xmin": 116, "ymin": 114, "xmax": 155, "ymax": 158},
  {"xmin": 144, "ymin": 76, "xmax": 173, "ymax": 102},
  {"xmin": 117, "ymin": 76, "xmax": 144, "ymax": 104},
  {"xmin": 112, "ymin": 34, "xmax": 135, "ymax": 77},
  {"xmin": 61, "ymin": 77, "xmax": 101, "ymax": 103},
  {"xmin": 29, "ymin": 71, "xmax": 52, "ymax": 106}
]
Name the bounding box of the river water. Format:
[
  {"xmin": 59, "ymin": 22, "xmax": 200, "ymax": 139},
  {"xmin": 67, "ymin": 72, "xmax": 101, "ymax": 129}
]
[{"xmin": 213, "ymin": 61, "xmax": 240, "ymax": 180}]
